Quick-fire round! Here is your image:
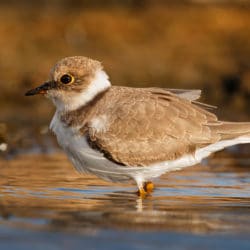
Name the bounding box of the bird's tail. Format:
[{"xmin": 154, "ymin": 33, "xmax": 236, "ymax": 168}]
[
  {"xmin": 195, "ymin": 121, "xmax": 250, "ymax": 162},
  {"xmin": 210, "ymin": 121, "xmax": 250, "ymax": 141}
]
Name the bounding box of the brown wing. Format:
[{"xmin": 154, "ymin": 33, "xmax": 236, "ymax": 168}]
[{"xmin": 87, "ymin": 87, "xmax": 220, "ymax": 166}]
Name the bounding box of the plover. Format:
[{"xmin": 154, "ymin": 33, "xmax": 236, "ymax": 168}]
[{"xmin": 25, "ymin": 56, "xmax": 250, "ymax": 196}]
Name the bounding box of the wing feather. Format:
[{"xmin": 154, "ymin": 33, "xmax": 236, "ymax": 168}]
[{"xmin": 87, "ymin": 87, "xmax": 219, "ymax": 166}]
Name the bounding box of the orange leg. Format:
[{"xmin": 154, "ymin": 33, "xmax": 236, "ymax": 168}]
[
  {"xmin": 137, "ymin": 186, "xmax": 147, "ymax": 197},
  {"xmin": 143, "ymin": 181, "xmax": 154, "ymax": 193},
  {"xmin": 136, "ymin": 181, "xmax": 154, "ymax": 197}
]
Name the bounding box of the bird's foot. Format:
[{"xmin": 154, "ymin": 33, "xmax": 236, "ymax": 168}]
[
  {"xmin": 144, "ymin": 181, "xmax": 154, "ymax": 193},
  {"xmin": 137, "ymin": 182, "xmax": 154, "ymax": 197}
]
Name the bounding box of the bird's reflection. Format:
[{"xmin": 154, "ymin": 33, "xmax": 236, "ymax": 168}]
[{"xmin": 39, "ymin": 191, "xmax": 250, "ymax": 235}]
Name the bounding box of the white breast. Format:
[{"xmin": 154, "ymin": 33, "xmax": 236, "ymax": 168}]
[
  {"xmin": 49, "ymin": 112, "xmax": 133, "ymax": 181},
  {"xmin": 50, "ymin": 112, "xmax": 90, "ymax": 163}
]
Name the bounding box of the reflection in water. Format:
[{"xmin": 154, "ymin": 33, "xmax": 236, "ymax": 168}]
[{"xmin": 0, "ymin": 153, "xmax": 250, "ymax": 238}]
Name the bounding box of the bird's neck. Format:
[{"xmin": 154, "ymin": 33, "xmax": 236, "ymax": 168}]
[{"xmin": 58, "ymin": 89, "xmax": 109, "ymax": 129}]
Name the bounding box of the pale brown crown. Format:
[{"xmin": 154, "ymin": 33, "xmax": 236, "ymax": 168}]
[{"xmin": 50, "ymin": 56, "xmax": 103, "ymax": 92}]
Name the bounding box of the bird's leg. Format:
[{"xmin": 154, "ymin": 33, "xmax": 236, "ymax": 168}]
[
  {"xmin": 136, "ymin": 181, "xmax": 154, "ymax": 197},
  {"xmin": 137, "ymin": 186, "xmax": 147, "ymax": 197},
  {"xmin": 143, "ymin": 181, "xmax": 154, "ymax": 193},
  {"xmin": 136, "ymin": 178, "xmax": 147, "ymax": 197}
]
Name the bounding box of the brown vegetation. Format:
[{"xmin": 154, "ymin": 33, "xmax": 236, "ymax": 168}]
[{"xmin": 0, "ymin": 2, "xmax": 250, "ymax": 154}]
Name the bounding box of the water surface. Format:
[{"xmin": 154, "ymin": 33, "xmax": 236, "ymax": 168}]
[{"xmin": 0, "ymin": 151, "xmax": 250, "ymax": 250}]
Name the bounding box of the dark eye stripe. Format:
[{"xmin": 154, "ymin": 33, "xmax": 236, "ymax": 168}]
[{"xmin": 60, "ymin": 74, "xmax": 73, "ymax": 84}]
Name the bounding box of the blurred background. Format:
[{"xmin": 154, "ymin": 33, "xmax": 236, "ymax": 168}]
[
  {"xmin": 1, "ymin": 0, "xmax": 250, "ymax": 155},
  {"xmin": 0, "ymin": 2, "xmax": 250, "ymax": 248}
]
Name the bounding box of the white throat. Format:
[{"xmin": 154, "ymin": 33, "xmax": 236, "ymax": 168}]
[{"xmin": 50, "ymin": 70, "xmax": 111, "ymax": 112}]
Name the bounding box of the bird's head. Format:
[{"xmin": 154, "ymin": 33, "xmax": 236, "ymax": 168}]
[{"xmin": 25, "ymin": 56, "xmax": 111, "ymax": 112}]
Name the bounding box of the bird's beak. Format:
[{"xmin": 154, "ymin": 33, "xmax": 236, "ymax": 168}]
[{"xmin": 25, "ymin": 81, "xmax": 56, "ymax": 96}]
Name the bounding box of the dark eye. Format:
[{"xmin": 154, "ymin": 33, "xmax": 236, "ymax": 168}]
[{"xmin": 60, "ymin": 74, "xmax": 74, "ymax": 84}]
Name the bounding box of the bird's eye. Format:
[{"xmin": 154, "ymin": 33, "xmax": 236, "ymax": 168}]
[{"xmin": 60, "ymin": 74, "xmax": 74, "ymax": 84}]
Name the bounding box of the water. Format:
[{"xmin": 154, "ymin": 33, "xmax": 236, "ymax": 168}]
[{"xmin": 0, "ymin": 152, "xmax": 250, "ymax": 250}]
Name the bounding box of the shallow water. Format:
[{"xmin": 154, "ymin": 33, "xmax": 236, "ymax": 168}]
[{"xmin": 0, "ymin": 152, "xmax": 250, "ymax": 250}]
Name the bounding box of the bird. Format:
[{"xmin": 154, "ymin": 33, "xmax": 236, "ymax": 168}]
[{"xmin": 25, "ymin": 56, "xmax": 250, "ymax": 196}]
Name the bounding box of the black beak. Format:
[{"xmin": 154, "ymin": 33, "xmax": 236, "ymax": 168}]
[{"xmin": 25, "ymin": 81, "xmax": 56, "ymax": 96}]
